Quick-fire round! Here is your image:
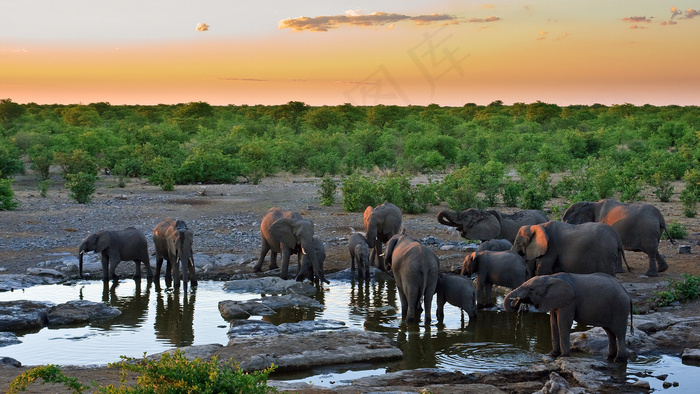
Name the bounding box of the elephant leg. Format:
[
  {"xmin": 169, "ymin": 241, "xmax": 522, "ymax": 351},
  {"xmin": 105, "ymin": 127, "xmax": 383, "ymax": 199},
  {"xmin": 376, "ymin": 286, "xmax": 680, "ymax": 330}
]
[
  {"xmin": 188, "ymin": 258, "xmax": 197, "ymax": 288},
  {"xmin": 101, "ymin": 254, "xmax": 110, "ymax": 282},
  {"xmin": 436, "ymin": 293, "xmax": 445, "ymax": 323},
  {"xmin": 645, "ymin": 253, "xmax": 659, "ymax": 277},
  {"xmin": 181, "ymin": 259, "xmax": 189, "ymax": 293},
  {"xmin": 549, "ymin": 313, "xmax": 562, "ymax": 357},
  {"xmin": 603, "ymin": 328, "xmax": 617, "ymax": 361},
  {"xmin": 143, "ymin": 258, "xmax": 153, "ymax": 278},
  {"xmin": 483, "ymin": 282, "xmax": 494, "ymax": 308},
  {"xmin": 109, "ymin": 260, "xmax": 120, "ymax": 282},
  {"xmin": 164, "ymin": 260, "xmax": 173, "ymax": 288},
  {"xmin": 269, "ymin": 251, "xmax": 279, "ymax": 270},
  {"xmin": 423, "ymin": 292, "xmax": 434, "ymax": 325},
  {"xmin": 154, "ymin": 257, "xmax": 164, "ymax": 290},
  {"xmin": 172, "ymin": 254, "xmax": 181, "ymax": 290},
  {"xmin": 133, "ymin": 260, "xmax": 142, "ymax": 280},
  {"xmin": 375, "ymin": 244, "xmax": 385, "ymax": 271},
  {"xmin": 254, "ymin": 240, "xmax": 271, "ymax": 272},
  {"xmin": 556, "ymin": 310, "xmax": 574, "ymax": 357},
  {"xmin": 351, "ymin": 255, "xmax": 356, "ymax": 272},
  {"xmin": 398, "ymin": 288, "xmax": 409, "ymax": 321},
  {"xmin": 656, "ymin": 251, "xmax": 669, "ymax": 273}
]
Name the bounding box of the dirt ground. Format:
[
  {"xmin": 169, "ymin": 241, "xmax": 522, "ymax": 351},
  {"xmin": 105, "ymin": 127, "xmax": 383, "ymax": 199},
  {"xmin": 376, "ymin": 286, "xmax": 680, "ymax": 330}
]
[{"xmin": 0, "ymin": 172, "xmax": 699, "ymax": 392}]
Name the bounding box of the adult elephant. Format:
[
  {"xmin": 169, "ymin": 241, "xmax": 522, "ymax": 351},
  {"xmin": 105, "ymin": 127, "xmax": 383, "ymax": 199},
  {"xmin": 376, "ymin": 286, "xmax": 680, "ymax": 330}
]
[
  {"xmin": 385, "ymin": 233, "xmax": 439, "ymax": 324},
  {"xmin": 437, "ymin": 208, "xmax": 548, "ymax": 243},
  {"xmin": 364, "ymin": 202, "xmax": 402, "ymax": 271},
  {"xmin": 254, "ymin": 208, "xmax": 329, "ymax": 284},
  {"xmin": 78, "ymin": 227, "xmax": 153, "ymax": 282},
  {"xmin": 153, "ymin": 218, "xmax": 197, "ymax": 292},
  {"xmin": 511, "ymin": 221, "xmax": 628, "ymax": 276},
  {"xmin": 503, "ymin": 272, "xmax": 633, "ymax": 362},
  {"xmin": 562, "ymin": 199, "xmax": 674, "ymax": 277}
]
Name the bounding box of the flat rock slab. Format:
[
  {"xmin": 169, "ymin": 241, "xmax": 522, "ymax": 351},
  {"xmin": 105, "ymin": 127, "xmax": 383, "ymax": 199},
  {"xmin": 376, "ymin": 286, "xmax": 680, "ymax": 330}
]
[
  {"xmin": 46, "ymin": 300, "xmax": 122, "ymax": 327},
  {"xmin": 219, "ymin": 294, "xmax": 322, "ymax": 320},
  {"xmin": 0, "ymin": 300, "xmax": 54, "ymax": 331},
  {"xmin": 227, "ymin": 319, "xmax": 346, "ymax": 339},
  {"xmin": 0, "ymin": 275, "xmax": 61, "ymax": 292},
  {"xmin": 222, "ymin": 277, "xmax": 317, "ymax": 296},
  {"xmin": 150, "ymin": 327, "xmax": 401, "ymax": 373}
]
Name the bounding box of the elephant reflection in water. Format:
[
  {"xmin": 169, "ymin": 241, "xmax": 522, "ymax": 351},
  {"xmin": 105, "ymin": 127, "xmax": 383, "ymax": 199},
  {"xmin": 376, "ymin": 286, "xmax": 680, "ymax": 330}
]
[
  {"xmin": 393, "ymin": 328, "xmax": 440, "ymax": 370},
  {"xmin": 154, "ymin": 290, "xmax": 196, "ymax": 347},
  {"xmin": 93, "ymin": 280, "xmax": 151, "ymax": 330}
]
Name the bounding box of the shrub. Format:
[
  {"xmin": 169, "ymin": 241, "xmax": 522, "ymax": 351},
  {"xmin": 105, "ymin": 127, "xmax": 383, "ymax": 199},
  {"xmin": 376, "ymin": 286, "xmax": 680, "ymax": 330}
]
[
  {"xmin": 0, "ymin": 178, "xmax": 19, "ymax": 210},
  {"xmin": 378, "ymin": 173, "xmax": 428, "ymax": 214},
  {"xmin": 65, "ymin": 172, "xmax": 97, "ymax": 204},
  {"xmin": 654, "ymin": 274, "xmax": 700, "ymax": 307},
  {"xmin": 439, "ymin": 167, "xmax": 484, "ymax": 211},
  {"xmin": 177, "ymin": 148, "xmax": 243, "ymax": 184},
  {"xmin": 38, "ymin": 180, "xmax": 51, "ymax": 197},
  {"xmin": 0, "ymin": 141, "xmax": 25, "ymax": 179},
  {"xmin": 318, "ymin": 176, "xmax": 336, "ymax": 206},
  {"xmin": 148, "ymin": 156, "xmax": 175, "ymax": 191},
  {"xmin": 680, "ymin": 169, "xmax": 700, "ymax": 218},
  {"xmin": 651, "ymin": 172, "xmax": 674, "ymax": 202},
  {"xmin": 501, "ymin": 180, "xmax": 522, "ymax": 207},
  {"xmin": 341, "ymin": 173, "xmax": 380, "ymax": 212},
  {"xmin": 8, "ymin": 350, "xmax": 276, "ymax": 394},
  {"xmin": 56, "ymin": 149, "xmax": 98, "ymax": 178},
  {"xmin": 665, "ymin": 221, "xmax": 687, "ymax": 240},
  {"xmin": 28, "ymin": 145, "xmax": 54, "ymax": 180}
]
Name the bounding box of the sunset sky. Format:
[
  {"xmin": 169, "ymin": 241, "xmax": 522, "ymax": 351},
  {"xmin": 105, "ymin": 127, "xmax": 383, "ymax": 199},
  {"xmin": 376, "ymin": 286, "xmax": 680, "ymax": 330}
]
[{"xmin": 2, "ymin": 1, "xmax": 699, "ymax": 107}]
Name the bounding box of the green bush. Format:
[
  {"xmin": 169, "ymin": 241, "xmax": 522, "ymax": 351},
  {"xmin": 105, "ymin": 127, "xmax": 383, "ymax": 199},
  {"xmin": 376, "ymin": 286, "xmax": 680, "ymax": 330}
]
[
  {"xmin": 56, "ymin": 149, "xmax": 98, "ymax": 178},
  {"xmin": 0, "ymin": 178, "xmax": 19, "ymax": 210},
  {"xmin": 680, "ymin": 169, "xmax": 700, "ymax": 218},
  {"xmin": 651, "ymin": 172, "xmax": 674, "ymax": 202},
  {"xmin": 654, "ymin": 274, "xmax": 700, "ymax": 307},
  {"xmin": 0, "ymin": 141, "xmax": 25, "ymax": 179},
  {"xmin": 439, "ymin": 167, "xmax": 484, "ymax": 211},
  {"xmin": 501, "ymin": 180, "xmax": 522, "ymax": 207},
  {"xmin": 38, "ymin": 180, "xmax": 51, "ymax": 197},
  {"xmin": 378, "ymin": 173, "xmax": 428, "ymax": 214},
  {"xmin": 177, "ymin": 148, "xmax": 243, "ymax": 184},
  {"xmin": 665, "ymin": 221, "xmax": 687, "ymax": 240},
  {"xmin": 341, "ymin": 173, "xmax": 380, "ymax": 212},
  {"xmin": 148, "ymin": 156, "xmax": 175, "ymax": 191},
  {"xmin": 8, "ymin": 350, "xmax": 276, "ymax": 394},
  {"xmin": 65, "ymin": 172, "xmax": 97, "ymax": 204},
  {"xmin": 318, "ymin": 176, "xmax": 336, "ymax": 206},
  {"xmin": 28, "ymin": 145, "xmax": 54, "ymax": 180}
]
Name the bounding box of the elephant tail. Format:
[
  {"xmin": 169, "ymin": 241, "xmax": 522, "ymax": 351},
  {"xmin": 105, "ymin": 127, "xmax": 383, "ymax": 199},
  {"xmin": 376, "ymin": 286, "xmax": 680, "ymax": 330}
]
[
  {"xmin": 620, "ymin": 247, "xmax": 631, "ymax": 273},
  {"xmin": 629, "ymin": 299, "xmax": 634, "ymax": 336},
  {"xmin": 662, "ymin": 224, "xmax": 675, "ymax": 245}
]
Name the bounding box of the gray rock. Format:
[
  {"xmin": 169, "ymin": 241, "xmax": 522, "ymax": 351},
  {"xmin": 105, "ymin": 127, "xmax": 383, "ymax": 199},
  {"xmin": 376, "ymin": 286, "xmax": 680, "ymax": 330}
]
[
  {"xmin": 227, "ymin": 319, "xmax": 279, "ymax": 338},
  {"xmin": 26, "ymin": 267, "xmax": 66, "ymax": 278},
  {"xmin": 255, "ymin": 294, "xmax": 322, "ymax": 310},
  {"xmin": 0, "ymin": 357, "xmax": 21, "ymax": 368},
  {"xmin": 0, "ymin": 300, "xmax": 54, "ymax": 331},
  {"xmin": 222, "ymin": 277, "xmax": 317, "ymax": 296},
  {"xmin": 679, "ymin": 245, "xmax": 692, "ymax": 254},
  {"xmin": 536, "ymin": 372, "xmax": 574, "ymax": 394},
  {"xmin": 0, "ymin": 275, "xmax": 60, "ymax": 292},
  {"xmin": 46, "ymin": 300, "xmax": 122, "ymax": 327},
  {"xmin": 277, "ymin": 319, "xmax": 345, "ymax": 335},
  {"xmin": 147, "ymin": 344, "xmax": 224, "ymax": 362},
  {"xmin": 682, "ymin": 348, "xmax": 700, "ymax": 361},
  {"xmin": 0, "ymin": 332, "xmax": 21, "ymax": 347},
  {"xmin": 218, "ymin": 301, "xmax": 252, "ymax": 320}
]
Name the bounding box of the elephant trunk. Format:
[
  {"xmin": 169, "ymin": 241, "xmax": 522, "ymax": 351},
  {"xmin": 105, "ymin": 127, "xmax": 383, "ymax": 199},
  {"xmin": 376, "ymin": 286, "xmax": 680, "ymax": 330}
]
[
  {"xmin": 503, "ymin": 288, "xmax": 526, "ymax": 313},
  {"xmin": 437, "ymin": 210, "xmax": 460, "ymax": 228}
]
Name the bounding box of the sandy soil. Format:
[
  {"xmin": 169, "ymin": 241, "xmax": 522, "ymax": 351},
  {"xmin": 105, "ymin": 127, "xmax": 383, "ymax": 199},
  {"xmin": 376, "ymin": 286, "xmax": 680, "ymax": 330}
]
[{"xmin": 0, "ymin": 172, "xmax": 699, "ymax": 392}]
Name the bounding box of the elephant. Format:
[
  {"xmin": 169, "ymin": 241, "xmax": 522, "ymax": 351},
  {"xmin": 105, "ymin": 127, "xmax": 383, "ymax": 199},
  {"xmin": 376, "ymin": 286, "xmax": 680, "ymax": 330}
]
[
  {"xmin": 152, "ymin": 218, "xmax": 197, "ymax": 292},
  {"xmin": 477, "ymin": 238, "xmax": 513, "ymax": 252},
  {"xmin": 437, "ymin": 208, "xmax": 548, "ymax": 243},
  {"xmin": 348, "ymin": 232, "xmax": 371, "ymax": 278},
  {"xmin": 296, "ymin": 237, "xmax": 326, "ymax": 285},
  {"xmin": 503, "ymin": 272, "xmax": 633, "ymax": 362},
  {"xmin": 435, "ymin": 273, "xmax": 477, "ymax": 324},
  {"xmin": 562, "ymin": 199, "xmax": 674, "ymax": 277},
  {"xmin": 385, "ymin": 233, "xmax": 439, "ymax": 324},
  {"xmin": 461, "ymin": 250, "xmax": 530, "ymax": 308},
  {"xmin": 510, "ymin": 221, "xmax": 628, "ymax": 276},
  {"xmin": 78, "ymin": 227, "xmax": 153, "ymax": 281},
  {"xmin": 364, "ymin": 202, "xmax": 402, "ymax": 272},
  {"xmin": 254, "ymin": 208, "xmax": 329, "ymax": 284}
]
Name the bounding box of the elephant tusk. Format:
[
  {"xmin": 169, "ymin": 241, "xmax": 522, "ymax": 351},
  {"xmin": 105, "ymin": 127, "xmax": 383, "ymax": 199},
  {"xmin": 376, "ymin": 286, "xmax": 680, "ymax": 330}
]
[{"xmin": 301, "ymin": 247, "xmax": 307, "ymax": 255}]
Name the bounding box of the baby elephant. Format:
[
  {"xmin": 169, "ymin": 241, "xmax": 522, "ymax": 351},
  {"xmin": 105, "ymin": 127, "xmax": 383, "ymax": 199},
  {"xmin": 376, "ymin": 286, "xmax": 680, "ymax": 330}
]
[
  {"xmin": 462, "ymin": 250, "xmax": 530, "ymax": 308},
  {"xmin": 503, "ymin": 272, "xmax": 633, "ymax": 362},
  {"xmin": 348, "ymin": 232, "xmax": 371, "ymax": 278},
  {"xmin": 436, "ymin": 273, "xmax": 477, "ymax": 325},
  {"xmin": 296, "ymin": 237, "xmax": 326, "ymax": 285},
  {"xmin": 477, "ymin": 239, "xmax": 513, "ymax": 252}
]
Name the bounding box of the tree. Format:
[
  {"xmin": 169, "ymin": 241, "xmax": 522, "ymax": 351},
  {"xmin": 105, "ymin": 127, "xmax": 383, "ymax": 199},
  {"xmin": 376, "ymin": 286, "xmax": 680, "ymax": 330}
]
[{"xmin": 0, "ymin": 99, "xmax": 24, "ymax": 125}]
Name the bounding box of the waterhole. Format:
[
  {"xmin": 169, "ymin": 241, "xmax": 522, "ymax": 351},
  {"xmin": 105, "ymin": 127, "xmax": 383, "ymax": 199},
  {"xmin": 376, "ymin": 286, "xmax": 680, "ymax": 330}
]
[{"xmin": 0, "ymin": 278, "xmax": 696, "ymax": 390}]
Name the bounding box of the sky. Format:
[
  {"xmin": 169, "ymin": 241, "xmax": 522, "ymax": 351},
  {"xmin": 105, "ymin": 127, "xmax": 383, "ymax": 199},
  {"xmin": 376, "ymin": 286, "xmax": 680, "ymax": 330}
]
[{"xmin": 1, "ymin": 1, "xmax": 699, "ymax": 107}]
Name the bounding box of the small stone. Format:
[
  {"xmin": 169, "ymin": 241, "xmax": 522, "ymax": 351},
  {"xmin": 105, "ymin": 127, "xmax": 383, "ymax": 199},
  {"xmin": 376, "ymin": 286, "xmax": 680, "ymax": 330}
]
[
  {"xmin": 655, "ymin": 374, "xmax": 668, "ymax": 381},
  {"xmin": 631, "ymin": 379, "xmax": 650, "ymax": 390},
  {"xmin": 679, "ymin": 245, "xmax": 692, "ymax": 254},
  {"xmin": 663, "ymin": 381, "xmax": 673, "ymax": 388}
]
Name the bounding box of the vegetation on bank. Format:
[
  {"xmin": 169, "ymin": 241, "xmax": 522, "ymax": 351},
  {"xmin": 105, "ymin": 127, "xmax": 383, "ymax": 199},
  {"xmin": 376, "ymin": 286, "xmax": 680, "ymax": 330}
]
[
  {"xmin": 8, "ymin": 350, "xmax": 276, "ymax": 393},
  {"xmin": 1, "ymin": 99, "xmax": 699, "ymax": 214}
]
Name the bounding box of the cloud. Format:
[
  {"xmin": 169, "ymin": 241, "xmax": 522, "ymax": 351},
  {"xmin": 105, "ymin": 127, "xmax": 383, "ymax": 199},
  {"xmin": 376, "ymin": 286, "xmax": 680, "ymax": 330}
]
[
  {"xmin": 196, "ymin": 23, "xmax": 209, "ymax": 32},
  {"xmin": 621, "ymin": 16, "xmax": 652, "ymax": 23},
  {"xmin": 670, "ymin": 6, "xmax": 683, "ymax": 19},
  {"xmin": 537, "ymin": 30, "xmax": 548, "ymax": 40},
  {"xmin": 684, "ymin": 8, "xmax": 700, "ymax": 19},
  {"xmin": 468, "ymin": 16, "xmax": 501, "ymax": 23},
  {"xmin": 661, "ymin": 6, "xmax": 698, "ymax": 26},
  {"xmin": 278, "ymin": 11, "xmax": 500, "ymax": 32}
]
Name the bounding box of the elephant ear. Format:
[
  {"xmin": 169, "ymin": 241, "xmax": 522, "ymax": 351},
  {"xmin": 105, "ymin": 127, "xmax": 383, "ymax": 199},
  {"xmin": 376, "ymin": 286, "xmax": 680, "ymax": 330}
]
[
  {"xmin": 562, "ymin": 201, "xmax": 595, "ymax": 224},
  {"xmin": 463, "ymin": 252, "xmax": 478, "ymax": 275},
  {"xmin": 536, "ymin": 277, "xmax": 575, "ymax": 312},
  {"xmin": 525, "ymin": 225, "xmax": 548, "ymax": 261},
  {"xmin": 269, "ymin": 218, "xmax": 301, "ymax": 249},
  {"xmin": 463, "ymin": 211, "xmax": 500, "ymax": 240},
  {"xmin": 363, "ymin": 206, "xmax": 374, "ymax": 229},
  {"xmin": 95, "ymin": 232, "xmax": 111, "ymax": 253},
  {"xmin": 384, "ymin": 235, "xmax": 400, "ymax": 269}
]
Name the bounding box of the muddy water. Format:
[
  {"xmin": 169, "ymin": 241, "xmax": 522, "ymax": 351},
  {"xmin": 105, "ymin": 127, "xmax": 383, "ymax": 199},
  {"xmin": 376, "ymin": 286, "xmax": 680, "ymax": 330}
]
[{"xmin": 0, "ymin": 278, "xmax": 696, "ymax": 390}]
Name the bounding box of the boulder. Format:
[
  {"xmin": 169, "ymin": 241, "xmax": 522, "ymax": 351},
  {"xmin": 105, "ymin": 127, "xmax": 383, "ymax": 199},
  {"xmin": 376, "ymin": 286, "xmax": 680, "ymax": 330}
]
[
  {"xmin": 0, "ymin": 357, "xmax": 21, "ymax": 368},
  {"xmin": 218, "ymin": 301, "xmax": 252, "ymax": 320},
  {"xmin": 218, "ymin": 294, "xmax": 322, "ymax": 321},
  {"xmin": 0, "ymin": 300, "xmax": 54, "ymax": 331},
  {"xmin": 25, "ymin": 268, "xmax": 66, "ymax": 278},
  {"xmin": 226, "ymin": 319, "xmax": 345, "ymax": 340},
  {"xmin": 0, "ymin": 332, "xmax": 21, "ymax": 347},
  {"xmin": 682, "ymin": 348, "xmax": 700, "ymax": 361},
  {"xmin": 222, "ymin": 277, "xmax": 317, "ymax": 296},
  {"xmin": 46, "ymin": 300, "xmax": 121, "ymax": 327}
]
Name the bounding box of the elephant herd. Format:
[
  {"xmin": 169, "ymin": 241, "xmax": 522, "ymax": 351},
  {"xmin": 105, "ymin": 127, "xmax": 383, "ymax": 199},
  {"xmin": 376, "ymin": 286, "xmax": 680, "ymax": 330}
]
[{"xmin": 78, "ymin": 197, "xmax": 673, "ymax": 363}]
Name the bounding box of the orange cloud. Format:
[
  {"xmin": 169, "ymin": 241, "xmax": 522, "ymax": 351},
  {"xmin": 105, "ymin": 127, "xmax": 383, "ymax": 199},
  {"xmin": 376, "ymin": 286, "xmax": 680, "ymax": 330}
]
[
  {"xmin": 278, "ymin": 11, "xmax": 500, "ymax": 32},
  {"xmin": 196, "ymin": 23, "xmax": 209, "ymax": 32}
]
